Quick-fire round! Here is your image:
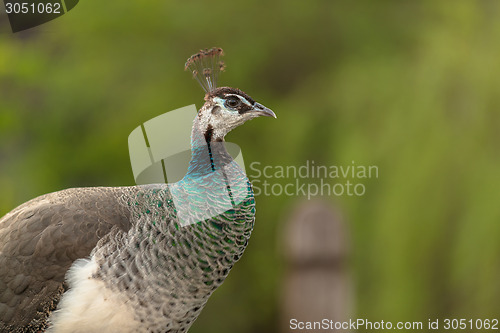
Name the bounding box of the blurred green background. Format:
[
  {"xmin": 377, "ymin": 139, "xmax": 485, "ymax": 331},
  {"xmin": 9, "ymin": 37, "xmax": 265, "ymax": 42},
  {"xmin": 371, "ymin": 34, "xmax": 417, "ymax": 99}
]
[{"xmin": 1, "ymin": 1, "xmax": 500, "ymax": 332}]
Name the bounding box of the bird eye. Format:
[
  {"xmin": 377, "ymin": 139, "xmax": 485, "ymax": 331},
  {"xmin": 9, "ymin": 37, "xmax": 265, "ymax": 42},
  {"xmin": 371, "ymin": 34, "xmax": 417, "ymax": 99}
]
[{"xmin": 225, "ymin": 97, "xmax": 241, "ymax": 109}]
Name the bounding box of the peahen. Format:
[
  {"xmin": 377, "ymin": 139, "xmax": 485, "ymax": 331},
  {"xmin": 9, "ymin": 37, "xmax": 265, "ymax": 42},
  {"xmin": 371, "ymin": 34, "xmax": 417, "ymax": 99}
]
[{"xmin": 0, "ymin": 47, "xmax": 276, "ymax": 333}]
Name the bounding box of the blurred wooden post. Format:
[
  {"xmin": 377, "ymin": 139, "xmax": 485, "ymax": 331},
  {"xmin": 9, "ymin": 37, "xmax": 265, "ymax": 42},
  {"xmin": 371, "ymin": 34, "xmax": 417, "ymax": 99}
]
[{"xmin": 281, "ymin": 200, "xmax": 351, "ymax": 332}]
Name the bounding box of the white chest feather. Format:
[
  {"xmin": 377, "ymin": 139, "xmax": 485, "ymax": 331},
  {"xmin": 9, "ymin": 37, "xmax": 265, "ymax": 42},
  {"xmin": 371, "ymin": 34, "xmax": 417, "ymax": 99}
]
[{"xmin": 47, "ymin": 258, "xmax": 141, "ymax": 333}]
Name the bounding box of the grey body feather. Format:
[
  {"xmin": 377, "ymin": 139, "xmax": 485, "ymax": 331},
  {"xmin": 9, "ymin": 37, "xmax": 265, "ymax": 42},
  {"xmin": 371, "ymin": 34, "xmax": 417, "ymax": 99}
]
[
  {"xmin": 0, "ymin": 187, "xmax": 133, "ymax": 331},
  {"xmin": 0, "ymin": 175, "xmax": 254, "ymax": 332}
]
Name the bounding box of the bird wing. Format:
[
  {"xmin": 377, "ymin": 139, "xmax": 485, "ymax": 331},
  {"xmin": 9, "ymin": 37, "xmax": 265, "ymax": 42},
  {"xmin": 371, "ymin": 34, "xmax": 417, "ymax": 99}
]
[{"xmin": 0, "ymin": 187, "xmax": 134, "ymax": 331}]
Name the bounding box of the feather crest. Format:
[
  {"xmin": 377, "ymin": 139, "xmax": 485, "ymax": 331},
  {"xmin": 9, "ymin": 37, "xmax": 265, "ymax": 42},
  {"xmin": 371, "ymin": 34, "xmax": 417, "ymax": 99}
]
[{"xmin": 185, "ymin": 47, "xmax": 225, "ymax": 93}]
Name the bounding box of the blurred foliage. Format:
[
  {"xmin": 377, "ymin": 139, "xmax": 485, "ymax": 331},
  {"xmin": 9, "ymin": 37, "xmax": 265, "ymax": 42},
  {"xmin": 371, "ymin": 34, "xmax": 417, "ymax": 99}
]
[{"xmin": 1, "ymin": 1, "xmax": 500, "ymax": 332}]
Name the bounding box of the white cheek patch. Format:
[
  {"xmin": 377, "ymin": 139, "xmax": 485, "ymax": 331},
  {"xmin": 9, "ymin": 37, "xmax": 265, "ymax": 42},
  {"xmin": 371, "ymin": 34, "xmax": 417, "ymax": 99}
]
[{"xmin": 213, "ymin": 96, "xmax": 225, "ymax": 106}]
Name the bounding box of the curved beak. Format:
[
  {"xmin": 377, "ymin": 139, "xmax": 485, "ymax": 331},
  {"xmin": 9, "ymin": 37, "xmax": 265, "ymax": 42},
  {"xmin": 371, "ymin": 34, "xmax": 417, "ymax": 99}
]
[{"xmin": 252, "ymin": 102, "xmax": 277, "ymax": 118}]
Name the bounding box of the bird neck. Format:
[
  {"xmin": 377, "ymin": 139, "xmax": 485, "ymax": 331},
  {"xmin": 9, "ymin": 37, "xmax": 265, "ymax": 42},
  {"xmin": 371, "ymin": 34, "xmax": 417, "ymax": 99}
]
[{"xmin": 185, "ymin": 114, "xmax": 233, "ymax": 177}]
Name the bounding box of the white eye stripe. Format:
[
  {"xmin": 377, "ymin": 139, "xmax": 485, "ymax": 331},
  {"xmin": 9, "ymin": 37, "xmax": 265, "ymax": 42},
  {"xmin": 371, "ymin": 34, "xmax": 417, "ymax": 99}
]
[{"xmin": 224, "ymin": 94, "xmax": 252, "ymax": 107}]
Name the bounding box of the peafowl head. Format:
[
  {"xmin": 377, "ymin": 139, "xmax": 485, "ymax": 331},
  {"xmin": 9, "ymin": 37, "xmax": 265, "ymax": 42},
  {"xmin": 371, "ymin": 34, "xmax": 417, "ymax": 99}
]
[{"xmin": 185, "ymin": 47, "xmax": 276, "ymax": 142}]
